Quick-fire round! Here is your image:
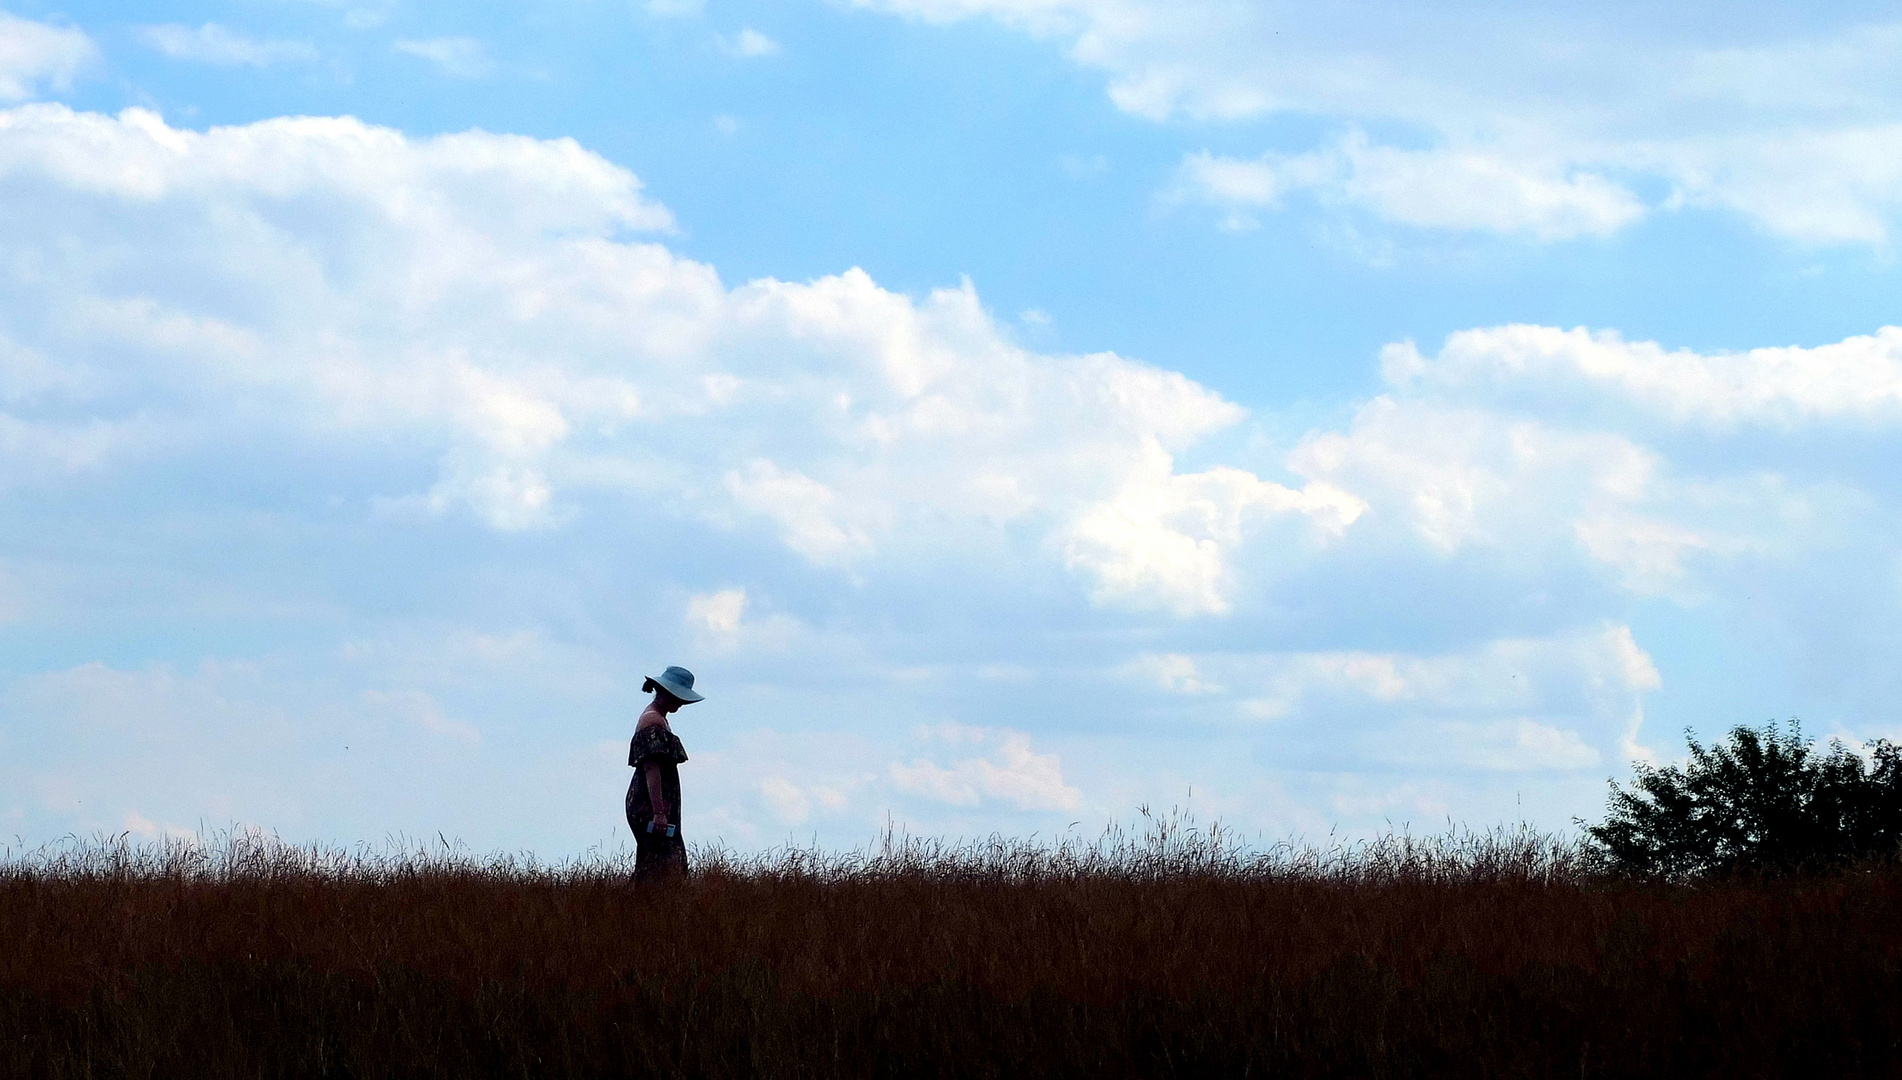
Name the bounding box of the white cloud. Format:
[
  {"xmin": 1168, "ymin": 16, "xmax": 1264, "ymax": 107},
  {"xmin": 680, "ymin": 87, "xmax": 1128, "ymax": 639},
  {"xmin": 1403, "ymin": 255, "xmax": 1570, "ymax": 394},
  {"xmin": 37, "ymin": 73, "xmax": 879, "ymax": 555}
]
[
  {"xmin": 1283, "ymin": 386, "xmax": 1865, "ymax": 617},
  {"xmin": 0, "ymin": 12, "xmax": 93, "ymax": 101},
  {"xmin": 12, "ymin": 101, "xmax": 1902, "ymax": 848},
  {"xmin": 688, "ymin": 588, "xmax": 746, "ymax": 638},
  {"xmin": 1215, "ymin": 625, "xmax": 1659, "ymax": 771},
  {"xmin": 0, "ymin": 104, "xmax": 1332, "ymax": 618},
  {"xmin": 394, "ymin": 37, "xmax": 495, "ymax": 79},
  {"xmin": 759, "ymin": 776, "xmax": 809, "ymax": 822},
  {"xmin": 1257, "ymin": 318, "xmax": 1897, "ymax": 746},
  {"xmin": 756, "ymin": 776, "xmax": 848, "ymax": 824},
  {"xmin": 890, "ymin": 726, "xmax": 1081, "ymax": 810},
  {"xmin": 124, "ymin": 809, "xmax": 198, "ymax": 842},
  {"xmin": 1290, "ymin": 397, "xmax": 1659, "ymax": 557},
  {"xmin": 1177, "ymin": 136, "xmax": 1646, "ymax": 241},
  {"xmin": 855, "ymin": 0, "xmax": 1902, "ymax": 245},
  {"xmin": 1382, "ymin": 323, "xmax": 1902, "ymax": 429},
  {"xmin": 684, "ymin": 587, "xmax": 802, "ymax": 652},
  {"xmin": 141, "ymin": 23, "xmax": 320, "ymax": 67},
  {"xmin": 1063, "ymin": 444, "xmax": 1363, "ymax": 615},
  {"xmin": 0, "ymin": 103, "xmax": 675, "ymax": 529},
  {"xmin": 718, "ymin": 28, "xmax": 780, "ymax": 58},
  {"xmin": 2, "ymin": 107, "xmax": 1889, "ymax": 626},
  {"xmin": 724, "ymin": 460, "xmax": 877, "ymax": 566},
  {"xmin": 1124, "ymin": 652, "xmax": 1220, "ymax": 695}
]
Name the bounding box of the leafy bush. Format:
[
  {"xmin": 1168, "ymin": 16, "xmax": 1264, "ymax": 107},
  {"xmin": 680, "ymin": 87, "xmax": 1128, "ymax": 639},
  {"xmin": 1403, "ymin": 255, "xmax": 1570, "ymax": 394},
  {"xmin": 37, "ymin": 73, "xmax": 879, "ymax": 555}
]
[{"xmin": 1585, "ymin": 721, "xmax": 1902, "ymax": 876}]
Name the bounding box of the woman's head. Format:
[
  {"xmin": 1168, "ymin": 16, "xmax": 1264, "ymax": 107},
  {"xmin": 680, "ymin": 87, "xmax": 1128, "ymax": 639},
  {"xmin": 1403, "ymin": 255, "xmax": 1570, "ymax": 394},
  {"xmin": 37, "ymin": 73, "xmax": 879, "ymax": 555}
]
[
  {"xmin": 642, "ymin": 680, "xmax": 683, "ymax": 712},
  {"xmin": 643, "ymin": 665, "xmax": 703, "ymax": 713}
]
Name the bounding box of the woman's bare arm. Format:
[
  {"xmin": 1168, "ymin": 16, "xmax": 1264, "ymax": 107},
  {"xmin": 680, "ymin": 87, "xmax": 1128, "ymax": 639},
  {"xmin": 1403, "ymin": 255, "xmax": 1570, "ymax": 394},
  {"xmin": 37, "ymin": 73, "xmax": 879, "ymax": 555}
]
[{"xmin": 645, "ymin": 761, "xmax": 670, "ymax": 828}]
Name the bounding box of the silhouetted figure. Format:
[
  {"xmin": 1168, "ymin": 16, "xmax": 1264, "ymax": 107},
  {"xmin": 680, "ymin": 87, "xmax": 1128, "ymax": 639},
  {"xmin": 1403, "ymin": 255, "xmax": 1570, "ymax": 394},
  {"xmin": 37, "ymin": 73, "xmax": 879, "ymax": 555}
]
[{"xmin": 626, "ymin": 665, "xmax": 701, "ymax": 883}]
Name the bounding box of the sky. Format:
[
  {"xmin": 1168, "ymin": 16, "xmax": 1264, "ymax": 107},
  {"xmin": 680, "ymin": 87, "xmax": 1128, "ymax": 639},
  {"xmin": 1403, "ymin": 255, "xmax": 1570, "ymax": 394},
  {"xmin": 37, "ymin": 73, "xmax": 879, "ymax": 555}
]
[{"xmin": 5, "ymin": 0, "xmax": 1902, "ymax": 856}]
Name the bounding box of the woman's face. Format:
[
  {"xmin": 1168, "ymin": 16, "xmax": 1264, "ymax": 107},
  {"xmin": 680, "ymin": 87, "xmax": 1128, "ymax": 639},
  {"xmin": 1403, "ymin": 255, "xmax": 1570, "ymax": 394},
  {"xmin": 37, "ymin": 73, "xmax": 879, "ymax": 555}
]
[{"xmin": 653, "ymin": 688, "xmax": 683, "ymax": 714}]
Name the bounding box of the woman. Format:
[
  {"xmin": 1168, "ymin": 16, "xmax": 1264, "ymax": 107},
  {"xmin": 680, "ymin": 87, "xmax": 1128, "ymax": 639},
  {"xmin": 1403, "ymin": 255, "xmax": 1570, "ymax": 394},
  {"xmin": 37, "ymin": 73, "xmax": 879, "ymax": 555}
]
[{"xmin": 626, "ymin": 665, "xmax": 702, "ymax": 883}]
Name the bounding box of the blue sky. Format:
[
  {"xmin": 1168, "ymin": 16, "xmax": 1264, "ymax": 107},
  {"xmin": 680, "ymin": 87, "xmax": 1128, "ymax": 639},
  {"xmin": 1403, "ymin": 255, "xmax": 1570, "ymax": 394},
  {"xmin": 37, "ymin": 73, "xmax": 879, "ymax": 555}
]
[{"xmin": 5, "ymin": 0, "xmax": 1902, "ymax": 854}]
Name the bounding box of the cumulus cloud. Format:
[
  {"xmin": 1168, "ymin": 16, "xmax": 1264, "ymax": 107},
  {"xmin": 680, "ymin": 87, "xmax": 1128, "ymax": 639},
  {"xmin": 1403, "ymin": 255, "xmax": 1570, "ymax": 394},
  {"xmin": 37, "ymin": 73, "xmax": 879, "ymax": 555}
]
[
  {"xmin": 687, "ymin": 588, "xmax": 746, "ymax": 639},
  {"xmin": 685, "ymin": 587, "xmax": 802, "ymax": 652},
  {"xmin": 1217, "ymin": 626, "xmax": 1660, "ymax": 770},
  {"xmin": 0, "ymin": 103, "xmax": 1340, "ymax": 619},
  {"xmin": 1064, "ymin": 449, "xmax": 1362, "ymax": 615},
  {"xmin": 123, "ymin": 809, "xmax": 198, "ymax": 842},
  {"xmin": 0, "ymin": 11, "xmax": 94, "ymax": 101},
  {"xmin": 141, "ymin": 23, "xmax": 320, "ymax": 67},
  {"xmin": 0, "ymin": 102, "xmax": 675, "ymax": 527},
  {"xmin": 11, "ymin": 101, "xmax": 1902, "ymax": 848},
  {"xmin": 758, "ymin": 776, "xmax": 849, "ymax": 824},
  {"xmin": 724, "ymin": 460, "xmax": 877, "ymax": 565},
  {"xmin": 1263, "ymin": 318, "xmax": 1902, "ymax": 752},
  {"xmin": 1124, "ymin": 653, "xmax": 1221, "ymax": 695},
  {"xmin": 890, "ymin": 724, "xmax": 1081, "ymax": 810},
  {"xmin": 855, "ymin": 0, "xmax": 1902, "ymax": 245},
  {"xmin": 1175, "ymin": 137, "xmax": 1647, "ymax": 241},
  {"xmin": 1382, "ymin": 324, "xmax": 1902, "ymax": 429},
  {"xmin": 1285, "ymin": 391, "xmax": 1862, "ymax": 616}
]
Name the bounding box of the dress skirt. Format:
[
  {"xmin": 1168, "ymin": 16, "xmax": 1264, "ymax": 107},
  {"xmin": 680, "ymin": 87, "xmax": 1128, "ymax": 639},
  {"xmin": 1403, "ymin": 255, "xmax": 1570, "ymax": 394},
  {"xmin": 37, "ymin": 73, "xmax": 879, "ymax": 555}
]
[{"xmin": 627, "ymin": 786, "xmax": 687, "ymax": 883}]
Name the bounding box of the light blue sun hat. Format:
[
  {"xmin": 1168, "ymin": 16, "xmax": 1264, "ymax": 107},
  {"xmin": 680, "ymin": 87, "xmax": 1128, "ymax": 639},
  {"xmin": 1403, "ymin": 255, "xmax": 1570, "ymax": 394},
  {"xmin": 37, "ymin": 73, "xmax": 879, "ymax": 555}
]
[{"xmin": 645, "ymin": 665, "xmax": 704, "ymax": 703}]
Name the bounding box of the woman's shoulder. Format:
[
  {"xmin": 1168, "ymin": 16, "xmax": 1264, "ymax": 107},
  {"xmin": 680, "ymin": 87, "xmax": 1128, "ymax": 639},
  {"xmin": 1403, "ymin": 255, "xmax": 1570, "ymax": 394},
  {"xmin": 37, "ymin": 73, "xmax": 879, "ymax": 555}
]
[{"xmin": 631, "ymin": 721, "xmax": 688, "ymax": 763}]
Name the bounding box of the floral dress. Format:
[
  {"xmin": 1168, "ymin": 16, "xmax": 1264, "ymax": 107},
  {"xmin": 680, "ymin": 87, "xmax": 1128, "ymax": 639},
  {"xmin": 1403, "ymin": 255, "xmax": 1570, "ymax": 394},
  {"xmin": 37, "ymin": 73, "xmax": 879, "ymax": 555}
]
[{"xmin": 626, "ymin": 722, "xmax": 689, "ymax": 880}]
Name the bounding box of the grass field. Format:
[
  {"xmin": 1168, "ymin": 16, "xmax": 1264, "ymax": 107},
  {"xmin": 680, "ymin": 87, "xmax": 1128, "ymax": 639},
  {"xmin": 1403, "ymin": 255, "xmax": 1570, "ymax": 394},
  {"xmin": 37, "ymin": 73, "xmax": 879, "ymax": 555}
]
[{"xmin": 4, "ymin": 813, "xmax": 1899, "ymax": 1078}]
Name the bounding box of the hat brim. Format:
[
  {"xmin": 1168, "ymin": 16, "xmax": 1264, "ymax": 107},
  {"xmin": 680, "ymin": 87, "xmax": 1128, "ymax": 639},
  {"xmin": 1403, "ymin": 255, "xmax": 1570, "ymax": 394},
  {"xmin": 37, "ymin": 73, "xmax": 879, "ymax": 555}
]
[{"xmin": 648, "ymin": 674, "xmax": 704, "ymax": 703}]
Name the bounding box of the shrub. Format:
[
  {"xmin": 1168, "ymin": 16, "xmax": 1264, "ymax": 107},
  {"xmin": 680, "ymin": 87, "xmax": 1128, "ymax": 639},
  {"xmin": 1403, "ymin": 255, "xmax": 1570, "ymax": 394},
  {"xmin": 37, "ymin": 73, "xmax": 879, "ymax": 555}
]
[{"xmin": 1584, "ymin": 721, "xmax": 1902, "ymax": 876}]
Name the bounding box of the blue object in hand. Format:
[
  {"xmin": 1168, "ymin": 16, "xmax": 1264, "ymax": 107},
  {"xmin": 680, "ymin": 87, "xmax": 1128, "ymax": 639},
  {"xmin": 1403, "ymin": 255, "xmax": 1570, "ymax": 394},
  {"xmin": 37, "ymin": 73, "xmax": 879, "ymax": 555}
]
[{"xmin": 646, "ymin": 821, "xmax": 676, "ymax": 837}]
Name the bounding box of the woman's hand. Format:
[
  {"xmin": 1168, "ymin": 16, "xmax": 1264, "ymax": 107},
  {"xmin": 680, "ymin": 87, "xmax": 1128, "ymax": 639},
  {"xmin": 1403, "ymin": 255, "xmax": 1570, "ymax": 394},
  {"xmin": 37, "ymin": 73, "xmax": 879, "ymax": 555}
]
[{"xmin": 650, "ymin": 810, "xmax": 671, "ymax": 832}]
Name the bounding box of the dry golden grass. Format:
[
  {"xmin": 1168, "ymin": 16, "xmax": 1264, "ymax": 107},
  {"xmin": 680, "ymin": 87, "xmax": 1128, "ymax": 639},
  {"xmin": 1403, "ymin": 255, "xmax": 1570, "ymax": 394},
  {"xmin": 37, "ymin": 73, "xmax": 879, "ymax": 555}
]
[{"xmin": 3, "ymin": 813, "xmax": 1899, "ymax": 1078}]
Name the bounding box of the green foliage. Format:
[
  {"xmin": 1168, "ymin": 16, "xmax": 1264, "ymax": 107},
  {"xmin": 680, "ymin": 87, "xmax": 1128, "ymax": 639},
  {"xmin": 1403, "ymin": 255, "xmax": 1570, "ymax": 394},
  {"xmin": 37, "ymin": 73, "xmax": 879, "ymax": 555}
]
[{"xmin": 1585, "ymin": 721, "xmax": 1902, "ymax": 876}]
